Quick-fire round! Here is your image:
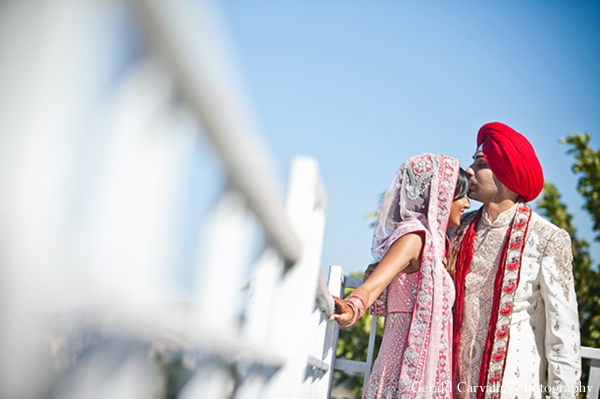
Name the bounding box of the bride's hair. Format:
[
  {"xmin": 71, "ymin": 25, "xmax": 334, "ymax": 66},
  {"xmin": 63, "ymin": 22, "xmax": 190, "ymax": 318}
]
[{"xmin": 454, "ymin": 168, "xmax": 470, "ymax": 200}]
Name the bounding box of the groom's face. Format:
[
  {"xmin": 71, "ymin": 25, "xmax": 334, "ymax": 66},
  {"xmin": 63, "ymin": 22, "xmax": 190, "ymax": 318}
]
[{"xmin": 465, "ymin": 152, "xmax": 504, "ymax": 203}]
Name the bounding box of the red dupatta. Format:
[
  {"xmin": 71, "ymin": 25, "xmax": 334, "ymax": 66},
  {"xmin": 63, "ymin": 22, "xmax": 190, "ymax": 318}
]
[{"xmin": 450, "ymin": 204, "xmax": 532, "ymax": 399}]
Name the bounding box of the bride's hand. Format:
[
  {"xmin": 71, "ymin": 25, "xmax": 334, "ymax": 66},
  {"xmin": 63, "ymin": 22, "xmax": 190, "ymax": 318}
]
[{"xmin": 328, "ymin": 296, "xmax": 354, "ymax": 325}]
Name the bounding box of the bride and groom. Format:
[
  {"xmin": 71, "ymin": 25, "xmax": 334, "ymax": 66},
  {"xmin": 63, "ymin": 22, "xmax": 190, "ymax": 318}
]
[{"xmin": 330, "ymin": 122, "xmax": 581, "ymax": 399}]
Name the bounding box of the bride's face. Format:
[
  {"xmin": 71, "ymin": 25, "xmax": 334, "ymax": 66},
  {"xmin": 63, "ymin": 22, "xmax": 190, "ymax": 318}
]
[{"xmin": 448, "ymin": 196, "xmax": 471, "ymax": 228}]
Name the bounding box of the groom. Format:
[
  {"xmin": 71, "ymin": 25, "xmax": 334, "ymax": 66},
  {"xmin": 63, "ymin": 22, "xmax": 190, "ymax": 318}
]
[{"xmin": 449, "ymin": 122, "xmax": 581, "ymax": 399}]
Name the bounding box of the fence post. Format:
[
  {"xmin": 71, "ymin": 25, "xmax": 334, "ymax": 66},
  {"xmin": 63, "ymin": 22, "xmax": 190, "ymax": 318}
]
[
  {"xmin": 320, "ymin": 266, "xmax": 345, "ymax": 398},
  {"xmin": 261, "ymin": 156, "xmax": 327, "ymax": 399}
]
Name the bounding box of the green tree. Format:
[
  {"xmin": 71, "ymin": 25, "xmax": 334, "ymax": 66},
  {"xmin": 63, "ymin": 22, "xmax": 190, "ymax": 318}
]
[{"xmin": 563, "ymin": 133, "xmax": 600, "ymax": 242}]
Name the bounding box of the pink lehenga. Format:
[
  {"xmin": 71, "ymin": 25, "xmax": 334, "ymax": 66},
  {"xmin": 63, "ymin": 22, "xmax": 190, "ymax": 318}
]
[{"xmin": 363, "ymin": 153, "xmax": 457, "ymax": 399}]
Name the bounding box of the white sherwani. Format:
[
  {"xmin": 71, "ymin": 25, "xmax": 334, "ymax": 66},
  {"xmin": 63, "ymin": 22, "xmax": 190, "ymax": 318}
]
[{"xmin": 455, "ymin": 205, "xmax": 581, "ymax": 399}]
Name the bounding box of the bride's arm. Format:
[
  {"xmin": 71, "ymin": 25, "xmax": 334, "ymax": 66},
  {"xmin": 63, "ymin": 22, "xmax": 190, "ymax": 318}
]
[{"xmin": 329, "ymin": 232, "xmax": 423, "ymax": 325}]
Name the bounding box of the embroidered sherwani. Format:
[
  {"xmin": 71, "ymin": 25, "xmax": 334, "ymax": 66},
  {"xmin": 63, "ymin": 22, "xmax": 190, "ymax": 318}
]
[{"xmin": 454, "ymin": 205, "xmax": 581, "ymax": 399}]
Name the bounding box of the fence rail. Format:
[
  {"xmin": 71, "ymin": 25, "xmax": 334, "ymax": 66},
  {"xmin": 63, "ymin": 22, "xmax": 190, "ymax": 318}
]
[
  {"xmin": 133, "ymin": 0, "xmax": 302, "ymax": 265},
  {"xmin": 582, "ymin": 347, "xmax": 600, "ymax": 399}
]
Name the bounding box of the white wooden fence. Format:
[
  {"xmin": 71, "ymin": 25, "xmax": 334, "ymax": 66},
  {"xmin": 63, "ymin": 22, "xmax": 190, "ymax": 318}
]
[
  {"xmin": 1, "ymin": 1, "xmax": 598, "ymax": 399},
  {"xmin": 0, "ymin": 0, "xmax": 336, "ymax": 398}
]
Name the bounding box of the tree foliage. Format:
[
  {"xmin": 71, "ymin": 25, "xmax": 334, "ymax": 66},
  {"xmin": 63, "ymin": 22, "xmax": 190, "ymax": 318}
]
[{"xmin": 563, "ymin": 133, "xmax": 600, "ymax": 242}]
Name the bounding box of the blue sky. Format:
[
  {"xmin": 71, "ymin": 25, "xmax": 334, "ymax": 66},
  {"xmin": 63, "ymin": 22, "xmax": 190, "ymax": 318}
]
[{"xmin": 217, "ymin": 0, "xmax": 600, "ymax": 274}]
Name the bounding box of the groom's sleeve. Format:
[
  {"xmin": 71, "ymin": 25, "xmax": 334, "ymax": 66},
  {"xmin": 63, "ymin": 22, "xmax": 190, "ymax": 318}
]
[{"xmin": 540, "ymin": 228, "xmax": 581, "ymax": 398}]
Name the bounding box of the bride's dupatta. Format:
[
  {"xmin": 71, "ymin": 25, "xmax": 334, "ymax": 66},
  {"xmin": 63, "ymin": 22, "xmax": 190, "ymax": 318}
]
[{"xmin": 370, "ymin": 154, "xmax": 458, "ymax": 399}]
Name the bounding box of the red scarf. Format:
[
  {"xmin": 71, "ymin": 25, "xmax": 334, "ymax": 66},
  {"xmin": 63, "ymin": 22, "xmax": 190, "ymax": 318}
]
[{"xmin": 451, "ymin": 205, "xmax": 532, "ymax": 399}]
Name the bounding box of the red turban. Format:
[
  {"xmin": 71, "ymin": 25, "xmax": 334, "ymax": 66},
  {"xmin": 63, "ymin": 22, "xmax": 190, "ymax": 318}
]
[{"xmin": 477, "ymin": 122, "xmax": 544, "ymax": 202}]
